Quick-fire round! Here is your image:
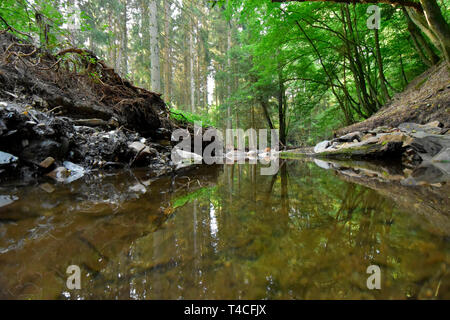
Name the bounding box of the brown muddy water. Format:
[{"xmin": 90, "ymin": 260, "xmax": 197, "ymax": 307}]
[{"xmin": 0, "ymin": 160, "xmax": 449, "ymax": 299}]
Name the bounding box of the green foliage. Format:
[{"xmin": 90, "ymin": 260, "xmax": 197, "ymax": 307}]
[
  {"xmin": 170, "ymin": 108, "xmax": 216, "ymax": 128},
  {"xmin": 0, "ymin": 0, "xmax": 89, "ymax": 50},
  {"xmin": 218, "ymin": 0, "xmax": 435, "ymax": 146}
]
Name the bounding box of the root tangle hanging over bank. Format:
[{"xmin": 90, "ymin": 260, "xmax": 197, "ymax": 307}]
[{"xmin": 0, "ymin": 31, "xmax": 173, "ymax": 138}]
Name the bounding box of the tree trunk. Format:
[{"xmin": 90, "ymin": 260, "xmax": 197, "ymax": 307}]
[
  {"xmin": 409, "ymin": 28, "xmax": 433, "ymax": 66},
  {"xmin": 374, "ymin": 29, "xmax": 390, "ymax": 103},
  {"xmin": 415, "ymin": 28, "xmax": 440, "ymax": 65},
  {"xmin": 226, "ymin": 20, "xmax": 232, "ymax": 131},
  {"xmin": 277, "ymin": 64, "xmax": 287, "ymax": 147},
  {"xmin": 341, "ymin": 5, "xmax": 374, "ymax": 117},
  {"xmin": 259, "ymin": 97, "xmax": 275, "ymax": 130},
  {"xmin": 120, "ymin": 0, "xmax": 128, "ymax": 76},
  {"xmin": 406, "ymin": 6, "xmax": 443, "ymax": 60},
  {"xmin": 190, "ymin": 19, "xmax": 195, "ymax": 112},
  {"xmin": 163, "ymin": 0, "xmax": 171, "ymax": 102},
  {"xmin": 399, "ymin": 53, "xmax": 408, "ymax": 86},
  {"xmin": 149, "ymin": 0, "xmax": 161, "ymax": 93},
  {"xmin": 419, "ymin": 0, "xmax": 450, "ymax": 64},
  {"xmin": 403, "ymin": 7, "xmax": 439, "ymax": 65}
]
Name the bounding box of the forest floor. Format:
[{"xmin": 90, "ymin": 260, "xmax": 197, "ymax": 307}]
[{"xmin": 337, "ymin": 61, "xmax": 450, "ymax": 136}]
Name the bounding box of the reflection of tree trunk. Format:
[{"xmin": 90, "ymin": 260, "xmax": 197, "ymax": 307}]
[
  {"xmin": 193, "ymin": 199, "xmax": 198, "ymax": 284},
  {"xmin": 280, "ymin": 161, "xmax": 289, "ymax": 217},
  {"xmin": 252, "ymin": 164, "xmax": 257, "ymax": 202},
  {"xmin": 266, "ymin": 170, "xmax": 279, "ymax": 196},
  {"xmin": 152, "ymin": 228, "xmax": 162, "ymax": 295},
  {"xmin": 238, "ymin": 164, "xmax": 242, "ymax": 192},
  {"xmin": 231, "ymin": 163, "xmax": 235, "ymax": 194}
]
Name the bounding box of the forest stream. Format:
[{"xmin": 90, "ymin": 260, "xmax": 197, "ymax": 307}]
[
  {"xmin": 1, "ymin": 159, "xmax": 449, "ymax": 299},
  {"xmin": 1, "ymin": 0, "xmax": 450, "ymax": 303}
]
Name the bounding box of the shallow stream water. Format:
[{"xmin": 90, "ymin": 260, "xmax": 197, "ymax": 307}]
[{"xmin": 0, "ymin": 160, "xmax": 449, "ymax": 299}]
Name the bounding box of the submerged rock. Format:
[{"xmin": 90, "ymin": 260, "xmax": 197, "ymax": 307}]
[{"xmin": 39, "ymin": 183, "xmax": 55, "ymax": 193}]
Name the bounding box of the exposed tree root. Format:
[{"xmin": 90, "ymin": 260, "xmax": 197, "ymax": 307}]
[{"xmin": 0, "ymin": 30, "xmax": 173, "ymax": 138}]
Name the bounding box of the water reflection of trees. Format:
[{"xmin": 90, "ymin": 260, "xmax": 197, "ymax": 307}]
[
  {"xmin": 91, "ymin": 161, "xmax": 449, "ymax": 299},
  {"xmin": 3, "ymin": 161, "xmax": 447, "ymax": 299}
]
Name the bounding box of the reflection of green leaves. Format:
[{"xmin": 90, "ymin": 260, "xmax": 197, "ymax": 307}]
[{"xmin": 173, "ymin": 186, "xmax": 217, "ymax": 209}]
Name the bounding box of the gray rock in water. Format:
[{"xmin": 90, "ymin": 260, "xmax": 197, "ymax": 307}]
[
  {"xmin": 0, "ymin": 151, "xmax": 18, "ymax": 165},
  {"xmin": 433, "ymin": 148, "xmax": 450, "ymax": 163},
  {"xmin": 334, "ymin": 131, "xmax": 362, "ymax": 143},
  {"xmin": 314, "ymin": 140, "xmax": 331, "ymax": 153}
]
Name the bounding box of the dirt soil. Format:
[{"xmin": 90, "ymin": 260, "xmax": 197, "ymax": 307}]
[
  {"xmin": 337, "ymin": 62, "xmax": 450, "ymax": 136},
  {"xmin": 0, "ymin": 31, "xmax": 173, "ymax": 137}
]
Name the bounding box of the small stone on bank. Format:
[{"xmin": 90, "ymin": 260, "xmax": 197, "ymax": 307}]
[{"xmin": 39, "ymin": 157, "xmax": 55, "ymax": 169}]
